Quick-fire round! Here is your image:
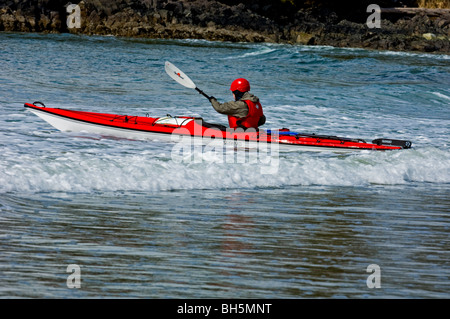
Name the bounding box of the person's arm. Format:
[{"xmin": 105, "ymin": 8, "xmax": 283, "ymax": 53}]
[{"xmin": 210, "ymin": 98, "xmax": 248, "ymax": 117}]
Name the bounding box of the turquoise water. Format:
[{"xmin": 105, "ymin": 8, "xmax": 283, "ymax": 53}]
[{"xmin": 0, "ymin": 32, "xmax": 449, "ymax": 298}]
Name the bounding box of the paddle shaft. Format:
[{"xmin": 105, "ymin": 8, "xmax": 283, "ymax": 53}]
[{"xmin": 195, "ymin": 87, "xmax": 211, "ymax": 100}]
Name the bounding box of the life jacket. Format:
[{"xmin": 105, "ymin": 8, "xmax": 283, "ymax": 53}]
[{"xmin": 227, "ymin": 99, "xmax": 264, "ymax": 129}]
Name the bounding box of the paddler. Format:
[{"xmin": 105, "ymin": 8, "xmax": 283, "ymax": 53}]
[{"xmin": 209, "ymin": 78, "xmax": 266, "ymax": 129}]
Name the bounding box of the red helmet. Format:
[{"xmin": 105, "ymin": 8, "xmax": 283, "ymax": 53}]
[{"xmin": 230, "ymin": 78, "xmax": 250, "ymax": 92}]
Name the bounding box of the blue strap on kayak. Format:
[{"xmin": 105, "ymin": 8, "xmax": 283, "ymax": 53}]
[{"xmin": 266, "ymin": 129, "xmax": 299, "ymax": 136}]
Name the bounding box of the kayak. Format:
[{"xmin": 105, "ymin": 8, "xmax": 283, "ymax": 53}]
[{"xmin": 24, "ymin": 102, "xmax": 412, "ymax": 152}]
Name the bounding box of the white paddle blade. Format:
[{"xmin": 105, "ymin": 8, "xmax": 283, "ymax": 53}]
[{"xmin": 165, "ymin": 61, "xmax": 196, "ymax": 89}]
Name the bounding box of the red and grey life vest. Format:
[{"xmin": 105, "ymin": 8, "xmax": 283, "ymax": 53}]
[{"xmin": 227, "ymin": 99, "xmax": 264, "ymax": 129}]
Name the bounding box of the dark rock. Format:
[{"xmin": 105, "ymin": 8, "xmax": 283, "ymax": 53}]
[{"xmin": 0, "ymin": 0, "xmax": 449, "ymax": 54}]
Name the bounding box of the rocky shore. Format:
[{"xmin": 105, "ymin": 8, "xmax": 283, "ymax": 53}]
[{"xmin": 1, "ymin": 0, "xmax": 449, "ymax": 54}]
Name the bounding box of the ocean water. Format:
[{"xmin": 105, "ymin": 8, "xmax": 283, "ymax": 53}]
[{"xmin": 0, "ymin": 32, "xmax": 449, "ymax": 298}]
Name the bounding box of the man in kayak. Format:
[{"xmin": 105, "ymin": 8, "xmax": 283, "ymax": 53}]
[{"xmin": 209, "ymin": 78, "xmax": 266, "ymax": 129}]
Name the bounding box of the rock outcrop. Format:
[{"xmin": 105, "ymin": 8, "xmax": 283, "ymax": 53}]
[{"xmin": 1, "ymin": 0, "xmax": 449, "ymax": 53}]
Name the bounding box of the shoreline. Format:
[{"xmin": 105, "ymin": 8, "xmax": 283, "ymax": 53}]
[
  {"xmin": 5, "ymin": 30, "xmax": 450, "ymax": 61},
  {"xmin": 1, "ymin": 0, "xmax": 449, "ymax": 54}
]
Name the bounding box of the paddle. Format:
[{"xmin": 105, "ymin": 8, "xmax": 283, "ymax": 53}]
[{"xmin": 165, "ymin": 61, "xmax": 212, "ymax": 100}]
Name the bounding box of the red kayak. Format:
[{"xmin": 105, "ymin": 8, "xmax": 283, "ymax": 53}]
[{"xmin": 25, "ymin": 102, "xmax": 412, "ymax": 152}]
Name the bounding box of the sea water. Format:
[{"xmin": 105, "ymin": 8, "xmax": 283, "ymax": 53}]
[{"xmin": 0, "ymin": 32, "xmax": 449, "ymax": 298}]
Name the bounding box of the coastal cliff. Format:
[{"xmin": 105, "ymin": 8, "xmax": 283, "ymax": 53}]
[{"xmin": 1, "ymin": 0, "xmax": 449, "ymax": 53}]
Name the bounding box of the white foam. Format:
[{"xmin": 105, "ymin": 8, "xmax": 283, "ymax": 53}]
[
  {"xmin": 431, "ymin": 92, "xmax": 450, "ymax": 101},
  {"xmin": 1, "ymin": 143, "xmax": 448, "ymax": 193},
  {"xmin": 222, "ymin": 46, "xmax": 277, "ymax": 59},
  {"xmin": 377, "ymin": 50, "xmax": 450, "ymax": 60}
]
